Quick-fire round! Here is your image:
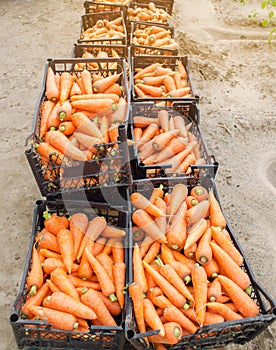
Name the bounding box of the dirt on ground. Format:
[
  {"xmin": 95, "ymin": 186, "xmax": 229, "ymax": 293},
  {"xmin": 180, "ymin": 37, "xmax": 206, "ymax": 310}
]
[{"xmin": 0, "ymin": 0, "xmax": 275, "ymax": 349}]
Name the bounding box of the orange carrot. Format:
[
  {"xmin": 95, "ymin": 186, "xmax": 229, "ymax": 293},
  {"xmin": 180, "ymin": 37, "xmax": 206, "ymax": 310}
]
[
  {"xmin": 46, "ymin": 130, "xmax": 87, "ymax": 161},
  {"xmin": 85, "ymin": 248, "xmax": 116, "ymax": 300},
  {"xmin": 186, "ymin": 196, "xmax": 199, "ymax": 209},
  {"xmin": 78, "ymin": 239, "xmax": 94, "ymax": 280},
  {"xmin": 163, "ymin": 306, "xmax": 198, "ymax": 334},
  {"xmin": 80, "ymin": 69, "xmax": 93, "ymax": 95},
  {"xmin": 134, "ymin": 63, "xmax": 161, "ymax": 79},
  {"xmin": 57, "ymin": 100, "xmax": 72, "ymax": 121},
  {"xmin": 184, "ymin": 241, "xmax": 197, "ymax": 259},
  {"xmin": 207, "ymin": 277, "xmax": 222, "ymax": 302},
  {"xmin": 185, "ymin": 200, "xmax": 210, "ymax": 225},
  {"xmin": 137, "ymin": 123, "xmax": 160, "ymax": 147},
  {"xmin": 43, "ymin": 291, "xmax": 97, "ymax": 320},
  {"xmin": 50, "ymin": 267, "xmax": 79, "ymax": 300},
  {"xmin": 158, "ymin": 109, "xmax": 169, "ymax": 132},
  {"xmin": 37, "ymin": 229, "xmax": 60, "ymax": 253},
  {"xmin": 92, "ymin": 237, "xmax": 106, "ymax": 256},
  {"xmin": 184, "ymin": 218, "xmax": 208, "ymax": 250},
  {"xmin": 143, "ymin": 241, "xmax": 160, "ymax": 264},
  {"xmin": 133, "ymin": 243, "xmax": 148, "ymax": 293},
  {"xmin": 167, "ymin": 183, "xmax": 188, "ymax": 216},
  {"xmin": 133, "ymin": 116, "xmax": 159, "ymax": 128},
  {"xmin": 171, "ymin": 250, "xmax": 196, "ymax": 271},
  {"xmin": 131, "ymin": 192, "xmax": 163, "ymax": 218},
  {"xmin": 71, "ymin": 112, "xmax": 102, "ymax": 138},
  {"xmin": 80, "ymin": 288, "xmax": 117, "ymax": 326},
  {"xmin": 132, "ymin": 209, "xmax": 167, "ymax": 244},
  {"xmin": 45, "ymin": 66, "xmax": 60, "ymax": 102},
  {"xmin": 139, "ymin": 236, "xmax": 154, "ymax": 259},
  {"xmin": 59, "ymin": 121, "xmax": 76, "ymax": 135},
  {"xmin": 27, "ymin": 245, "xmax": 44, "ymax": 296},
  {"xmin": 96, "ymin": 252, "xmax": 114, "ymax": 282},
  {"xmin": 136, "ymin": 83, "xmax": 164, "ymax": 97},
  {"xmin": 43, "ymin": 212, "xmax": 68, "ymax": 236},
  {"xmin": 71, "ymin": 99, "xmax": 116, "ymax": 114},
  {"xmin": 203, "ymin": 258, "xmax": 220, "ymax": 279},
  {"xmin": 163, "ymin": 75, "xmax": 176, "ymax": 93},
  {"xmin": 28, "ymin": 305, "xmax": 77, "ymax": 330},
  {"xmin": 148, "ymin": 322, "xmax": 182, "ymax": 345},
  {"xmin": 155, "ymin": 137, "xmax": 187, "ymax": 164},
  {"xmin": 211, "ymin": 226, "xmax": 243, "ymax": 266},
  {"xmin": 167, "ymin": 87, "xmax": 191, "ymax": 98},
  {"xmin": 191, "ymin": 263, "xmax": 208, "ymax": 326},
  {"xmin": 195, "ymin": 227, "xmax": 212, "ymax": 265},
  {"xmin": 56, "ymin": 229, "xmax": 74, "ymax": 275},
  {"xmin": 166, "ymin": 202, "xmax": 187, "ymax": 251},
  {"xmin": 203, "ymin": 311, "xmax": 225, "ymax": 326},
  {"xmin": 40, "ymin": 100, "xmax": 56, "ymax": 138},
  {"xmin": 59, "ymin": 72, "xmax": 75, "ymax": 103},
  {"xmin": 210, "ymin": 242, "xmax": 250, "ymax": 291},
  {"xmin": 36, "ymin": 142, "xmax": 64, "ymax": 165},
  {"xmin": 68, "ymin": 275, "xmax": 100, "ymax": 291},
  {"xmin": 113, "ymin": 262, "xmax": 126, "ymax": 309},
  {"xmin": 152, "ymin": 130, "xmax": 179, "ymax": 151},
  {"xmin": 111, "ymin": 240, "xmax": 124, "ymax": 264},
  {"xmin": 209, "ymin": 190, "xmax": 227, "ymax": 228},
  {"xmin": 206, "ymin": 302, "xmax": 243, "ymax": 321},
  {"xmin": 102, "ymin": 225, "xmax": 126, "ymax": 239},
  {"xmin": 176, "ymin": 153, "xmax": 196, "ymax": 174},
  {"xmin": 129, "ymin": 282, "xmax": 147, "ymax": 335},
  {"xmin": 190, "ymin": 186, "xmax": 209, "ymax": 202},
  {"xmin": 143, "ymin": 261, "xmax": 186, "ymax": 309},
  {"xmin": 103, "ymin": 82, "xmax": 122, "ymax": 96},
  {"xmin": 93, "ymin": 73, "xmax": 121, "ymax": 93},
  {"xmin": 21, "ymin": 283, "xmax": 49, "ymax": 318},
  {"xmin": 70, "ymin": 213, "xmax": 89, "ymax": 262},
  {"xmin": 143, "ymin": 298, "xmax": 165, "ymax": 336}
]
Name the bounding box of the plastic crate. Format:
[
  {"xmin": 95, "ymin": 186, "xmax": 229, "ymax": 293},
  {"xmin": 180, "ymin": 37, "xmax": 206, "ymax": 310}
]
[
  {"xmin": 84, "ymin": 0, "xmax": 130, "ymax": 16},
  {"xmin": 125, "ymin": 176, "xmax": 276, "ymax": 350},
  {"xmin": 10, "ymin": 199, "xmax": 131, "ymax": 349},
  {"xmin": 79, "ymin": 11, "xmax": 127, "ymax": 46},
  {"xmin": 128, "ymin": 102, "xmax": 218, "ymax": 180},
  {"xmin": 25, "ymin": 58, "xmax": 132, "ymax": 200},
  {"xmin": 133, "ymin": 0, "xmax": 174, "ymax": 15},
  {"xmin": 72, "ymin": 43, "xmax": 128, "ymax": 60},
  {"xmin": 130, "ymin": 21, "xmax": 178, "ymax": 56},
  {"xmin": 131, "ymin": 55, "xmax": 199, "ymax": 104}
]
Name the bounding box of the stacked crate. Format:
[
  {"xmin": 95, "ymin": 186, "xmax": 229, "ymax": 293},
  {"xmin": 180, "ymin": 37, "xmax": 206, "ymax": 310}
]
[{"xmin": 10, "ymin": 1, "xmax": 275, "ymax": 350}]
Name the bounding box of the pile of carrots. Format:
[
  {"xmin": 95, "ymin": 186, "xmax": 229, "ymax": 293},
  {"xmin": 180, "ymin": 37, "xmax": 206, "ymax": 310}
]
[
  {"xmin": 127, "ymin": 2, "xmax": 172, "ymax": 24},
  {"xmin": 131, "ymin": 25, "xmax": 179, "ymax": 54},
  {"xmin": 80, "ymin": 16, "xmax": 126, "ymax": 42},
  {"xmin": 132, "ymin": 108, "xmax": 204, "ymax": 175},
  {"xmin": 22, "ymin": 210, "xmax": 126, "ymax": 332},
  {"xmin": 133, "ymin": 61, "xmax": 192, "ymax": 101},
  {"xmin": 129, "ymin": 183, "xmax": 259, "ymax": 346}
]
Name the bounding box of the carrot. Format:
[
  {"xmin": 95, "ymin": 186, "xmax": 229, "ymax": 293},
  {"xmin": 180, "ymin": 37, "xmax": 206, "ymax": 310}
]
[
  {"xmin": 163, "ymin": 306, "xmax": 198, "ymax": 334},
  {"xmin": 96, "ymin": 252, "xmax": 114, "ymax": 282},
  {"xmin": 163, "ymin": 75, "xmax": 176, "ymax": 93},
  {"xmin": 137, "ymin": 123, "xmax": 160, "ymax": 148},
  {"xmin": 57, "ymin": 100, "xmax": 72, "ymax": 122},
  {"xmin": 143, "ymin": 298, "xmax": 165, "ymax": 336},
  {"xmin": 134, "ymin": 63, "xmax": 161, "ymax": 80},
  {"xmin": 58, "ymin": 121, "xmax": 75, "ymax": 135},
  {"xmin": 45, "ymin": 66, "xmax": 60, "ymax": 102},
  {"xmin": 190, "ymin": 186, "xmax": 209, "ymax": 202},
  {"xmin": 111, "ymin": 240, "xmax": 124, "ymax": 264},
  {"xmin": 159, "ymin": 264, "xmax": 194, "ymax": 303},
  {"xmin": 211, "ymin": 226, "xmax": 244, "ymax": 266},
  {"xmin": 70, "ymin": 81, "xmax": 83, "ymax": 96},
  {"xmin": 36, "ymin": 142, "xmax": 64, "ymax": 165},
  {"xmin": 40, "ymin": 100, "xmax": 56, "ymax": 138},
  {"xmin": 132, "ymin": 209, "xmax": 167, "ymax": 244},
  {"xmin": 43, "ymin": 291, "xmax": 97, "ymax": 320},
  {"xmin": 209, "ymin": 190, "xmax": 227, "ymax": 228},
  {"xmin": 111, "ymin": 96, "xmax": 128, "ymax": 123},
  {"xmin": 131, "ymin": 192, "xmax": 163, "ymax": 218},
  {"xmin": 103, "ymin": 82, "xmax": 122, "ymax": 96},
  {"xmin": 206, "ymin": 301, "xmax": 244, "ymax": 321},
  {"xmin": 142, "ymin": 75, "xmax": 167, "ymax": 87},
  {"xmin": 167, "ymin": 183, "xmax": 188, "ymax": 217},
  {"xmin": 42, "ymin": 212, "xmax": 68, "ymax": 236},
  {"xmin": 77, "ymin": 216, "xmax": 106, "ymax": 260},
  {"xmin": 143, "ymin": 261, "xmax": 186, "ymax": 309},
  {"xmin": 133, "ymin": 243, "xmax": 148, "ymax": 293},
  {"xmin": 171, "ymin": 250, "xmax": 196, "ymax": 271},
  {"xmin": 21, "ymin": 283, "xmax": 49, "ymax": 318},
  {"xmin": 93, "ymin": 73, "xmax": 121, "ymax": 93},
  {"xmin": 80, "ymin": 69, "xmax": 92, "ymax": 95},
  {"xmin": 43, "ymin": 257, "xmax": 78, "ymax": 275},
  {"xmin": 71, "ymin": 99, "xmax": 116, "ymax": 114},
  {"xmin": 80, "ymin": 288, "xmax": 117, "ymax": 326},
  {"xmin": 149, "ymin": 185, "xmax": 164, "ymax": 203},
  {"xmin": 28, "ymin": 305, "xmax": 78, "ymax": 330},
  {"xmin": 195, "ymin": 227, "xmax": 212, "ymax": 265},
  {"xmin": 133, "ymin": 116, "xmax": 159, "ymax": 128},
  {"xmin": 157, "ymin": 109, "xmax": 169, "ymax": 133},
  {"xmin": 50, "ymin": 267, "xmax": 79, "ymax": 300},
  {"xmin": 186, "ymin": 199, "xmax": 210, "ymax": 225},
  {"xmin": 56, "ymin": 229, "xmax": 74, "ymax": 275},
  {"xmin": 191, "ymin": 263, "xmax": 208, "ymax": 326},
  {"xmin": 184, "ymin": 242, "xmax": 197, "ymax": 259},
  {"xmin": 210, "ymin": 242, "xmax": 251, "ymax": 290},
  {"xmin": 27, "ymin": 245, "xmax": 44, "ymax": 296},
  {"xmin": 113, "ymin": 262, "xmax": 126, "ymax": 309},
  {"xmin": 186, "ymin": 196, "xmax": 199, "ymax": 209},
  {"xmin": 184, "ymin": 218, "xmax": 208, "ymax": 250},
  {"xmin": 152, "ymin": 130, "xmax": 179, "ymax": 151},
  {"xmin": 60, "ymin": 72, "xmax": 75, "ymax": 103},
  {"xmin": 154, "ymin": 137, "xmax": 187, "ymax": 164},
  {"xmin": 90, "ymin": 237, "xmax": 106, "ymax": 256},
  {"xmin": 148, "ymin": 322, "xmax": 182, "ymax": 345},
  {"xmin": 78, "ymin": 240, "xmax": 94, "ymax": 281},
  {"xmin": 134, "ymin": 84, "xmax": 147, "ymax": 98},
  {"xmin": 137, "ymin": 83, "xmax": 164, "ymax": 97},
  {"xmin": 203, "ymin": 258, "xmax": 220, "ymax": 279},
  {"xmin": 139, "ymin": 140, "xmax": 155, "ymax": 161},
  {"xmin": 69, "ymin": 213, "xmax": 89, "ymax": 262},
  {"xmin": 71, "ymin": 112, "xmax": 102, "ymax": 139},
  {"xmin": 167, "ymin": 87, "xmax": 191, "ymax": 98},
  {"xmin": 37, "ymin": 229, "xmax": 60, "ymax": 253},
  {"xmin": 207, "ymin": 277, "xmax": 222, "ymax": 302},
  {"xmin": 139, "ymin": 236, "xmax": 154, "ymax": 259},
  {"xmin": 142, "ymin": 242, "xmax": 160, "ymax": 264},
  {"xmin": 203, "ymin": 311, "xmax": 225, "ymax": 326},
  {"xmin": 85, "ymin": 248, "xmax": 116, "ymax": 300},
  {"xmin": 46, "ymin": 130, "xmax": 87, "ymax": 161},
  {"xmin": 101, "ymin": 226, "xmax": 125, "ymax": 240},
  {"xmin": 166, "ymin": 202, "xmax": 187, "ymax": 251},
  {"xmin": 132, "ymin": 226, "xmax": 145, "ymax": 243},
  {"xmin": 128, "ymin": 282, "xmax": 147, "ymax": 336}
]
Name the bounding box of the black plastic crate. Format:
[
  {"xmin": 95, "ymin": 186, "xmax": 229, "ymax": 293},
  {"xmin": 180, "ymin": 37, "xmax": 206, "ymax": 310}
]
[
  {"xmin": 10, "ymin": 198, "xmax": 131, "ymax": 350},
  {"xmin": 131, "ymin": 55, "xmax": 199, "ymax": 104},
  {"xmin": 84, "ymin": 0, "xmax": 130, "ymax": 16},
  {"xmin": 130, "ymin": 21, "xmax": 178, "ymax": 56},
  {"xmin": 25, "ymin": 58, "xmax": 132, "ymax": 200},
  {"xmin": 128, "ymin": 102, "xmax": 218, "ymax": 180},
  {"xmin": 72, "ymin": 43, "xmax": 128, "ymax": 60},
  {"xmin": 125, "ymin": 176, "xmax": 276, "ymax": 350},
  {"xmin": 133, "ymin": 0, "xmax": 174, "ymax": 15},
  {"xmin": 79, "ymin": 11, "xmax": 127, "ymax": 46}
]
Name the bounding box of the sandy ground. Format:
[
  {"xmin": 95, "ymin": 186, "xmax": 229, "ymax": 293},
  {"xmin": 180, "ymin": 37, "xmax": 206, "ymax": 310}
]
[{"xmin": 0, "ymin": 0, "xmax": 275, "ymax": 349}]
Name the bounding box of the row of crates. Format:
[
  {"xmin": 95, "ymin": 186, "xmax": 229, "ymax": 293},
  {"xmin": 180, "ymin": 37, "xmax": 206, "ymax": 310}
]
[{"xmin": 10, "ymin": 1, "xmax": 276, "ymax": 350}]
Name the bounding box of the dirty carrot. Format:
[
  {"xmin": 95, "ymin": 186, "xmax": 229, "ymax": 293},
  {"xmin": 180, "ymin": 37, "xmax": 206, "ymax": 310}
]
[
  {"xmin": 85, "ymin": 248, "xmax": 116, "ymax": 300},
  {"xmin": 210, "ymin": 242, "xmax": 251, "ymax": 290},
  {"xmin": 27, "ymin": 245, "xmax": 44, "ymax": 296},
  {"xmin": 43, "ymin": 291, "xmax": 97, "ymax": 320},
  {"xmin": 191, "ymin": 263, "xmax": 208, "ymax": 327},
  {"xmin": 28, "ymin": 305, "xmax": 78, "ymax": 330},
  {"xmin": 80, "ymin": 288, "xmax": 117, "ymax": 326}
]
